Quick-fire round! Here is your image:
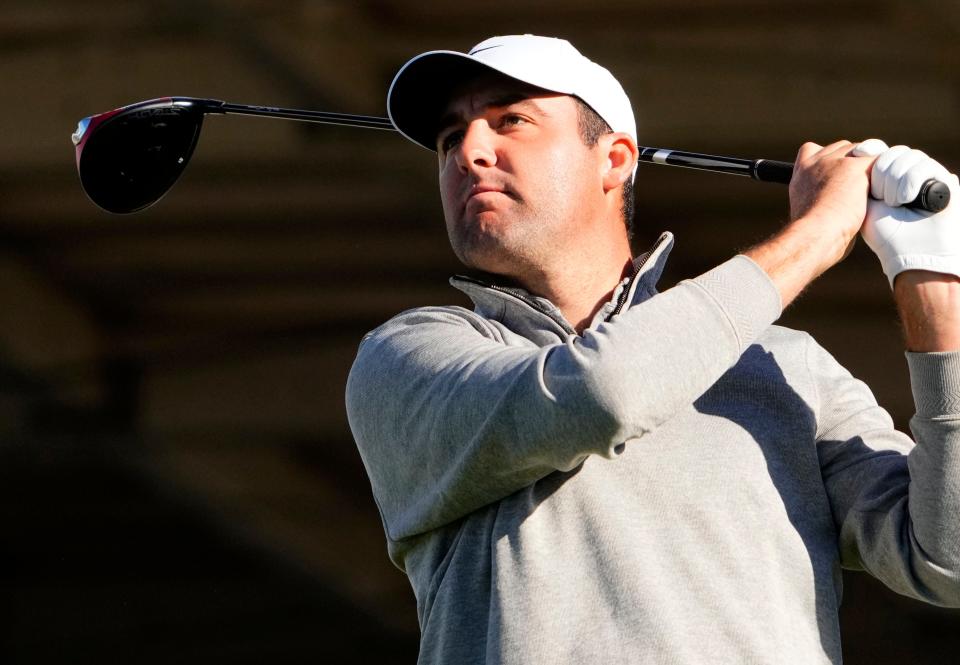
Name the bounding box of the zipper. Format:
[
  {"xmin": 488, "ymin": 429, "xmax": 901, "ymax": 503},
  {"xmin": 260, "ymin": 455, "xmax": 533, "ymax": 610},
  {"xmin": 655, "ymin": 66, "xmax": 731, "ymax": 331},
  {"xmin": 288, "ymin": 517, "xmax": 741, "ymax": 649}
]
[{"xmin": 607, "ymin": 232, "xmax": 670, "ymax": 320}]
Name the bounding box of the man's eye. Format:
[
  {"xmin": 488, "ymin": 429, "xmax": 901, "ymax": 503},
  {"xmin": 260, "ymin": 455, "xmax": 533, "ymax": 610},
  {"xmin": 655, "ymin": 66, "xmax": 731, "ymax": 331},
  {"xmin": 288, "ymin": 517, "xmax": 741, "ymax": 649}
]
[
  {"xmin": 501, "ymin": 114, "xmax": 526, "ymax": 127},
  {"xmin": 439, "ymin": 130, "xmax": 464, "ymax": 153}
]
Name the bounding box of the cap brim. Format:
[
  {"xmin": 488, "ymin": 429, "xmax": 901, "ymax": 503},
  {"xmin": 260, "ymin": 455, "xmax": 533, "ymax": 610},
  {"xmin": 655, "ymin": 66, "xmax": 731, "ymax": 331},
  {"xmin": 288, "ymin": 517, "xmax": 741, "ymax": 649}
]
[{"xmin": 387, "ymin": 51, "xmax": 501, "ymax": 152}]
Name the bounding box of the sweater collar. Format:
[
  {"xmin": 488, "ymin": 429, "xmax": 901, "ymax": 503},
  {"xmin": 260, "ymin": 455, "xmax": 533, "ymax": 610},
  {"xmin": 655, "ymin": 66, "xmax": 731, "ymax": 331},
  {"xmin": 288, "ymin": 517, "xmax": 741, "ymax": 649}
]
[{"xmin": 450, "ymin": 232, "xmax": 675, "ymax": 339}]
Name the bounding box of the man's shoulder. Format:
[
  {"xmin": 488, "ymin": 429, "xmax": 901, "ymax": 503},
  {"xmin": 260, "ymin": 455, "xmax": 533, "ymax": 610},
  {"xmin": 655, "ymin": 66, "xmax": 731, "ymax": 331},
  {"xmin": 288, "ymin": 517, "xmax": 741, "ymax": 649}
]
[
  {"xmin": 357, "ymin": 304, "xmax": 510, "ymax": 355},
  {"xmin": 751, "ymin": 324, "xmax": 854, "ymax": 385},
  {"xmin": 756, "ymin": 324, "xmax": 848, "ymax": 363},
  {"xmin": 370, "ymin": 304, "xmax": 493, "ymax": 334},
  {"xmin": 740, "ymin": 324, "xmax": 831, "ymax": 376}
]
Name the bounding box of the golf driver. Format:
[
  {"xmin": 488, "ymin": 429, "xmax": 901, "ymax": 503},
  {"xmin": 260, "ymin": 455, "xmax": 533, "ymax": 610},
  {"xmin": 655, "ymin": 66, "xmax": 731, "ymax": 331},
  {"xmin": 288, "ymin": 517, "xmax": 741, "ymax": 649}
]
[{"xmin": 71, "ymin": 96, "xmax": 951, "ymax": 215}]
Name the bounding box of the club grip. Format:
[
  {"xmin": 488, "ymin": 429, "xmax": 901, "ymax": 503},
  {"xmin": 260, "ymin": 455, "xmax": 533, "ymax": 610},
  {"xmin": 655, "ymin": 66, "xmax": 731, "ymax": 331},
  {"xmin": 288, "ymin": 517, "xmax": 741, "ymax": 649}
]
[
  {"xmin": 753, "ymin": 159, "xmax": 793, "ymax": 185},
  {"xmin": 752, "ymin": 160, "xmax": 951, "ymax": 213}
]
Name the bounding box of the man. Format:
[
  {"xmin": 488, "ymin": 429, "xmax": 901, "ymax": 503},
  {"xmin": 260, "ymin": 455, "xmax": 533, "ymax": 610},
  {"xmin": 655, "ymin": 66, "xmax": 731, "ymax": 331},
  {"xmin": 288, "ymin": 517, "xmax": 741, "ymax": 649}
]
[{"xmin": 346, "ymin": 35, "xmax": 960, "ymax": 664}]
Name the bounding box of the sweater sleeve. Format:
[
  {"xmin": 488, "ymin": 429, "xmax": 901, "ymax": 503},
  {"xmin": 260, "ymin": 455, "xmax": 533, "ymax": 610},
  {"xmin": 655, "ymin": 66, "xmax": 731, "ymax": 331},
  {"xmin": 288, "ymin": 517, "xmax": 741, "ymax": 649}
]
[
  {"xmin": 812, "ymin": 339, "xmax": 960, "ymax": 606},
  {"xmin": 346, "ymin": 256, "xmax": 780, "ymax": 541}
]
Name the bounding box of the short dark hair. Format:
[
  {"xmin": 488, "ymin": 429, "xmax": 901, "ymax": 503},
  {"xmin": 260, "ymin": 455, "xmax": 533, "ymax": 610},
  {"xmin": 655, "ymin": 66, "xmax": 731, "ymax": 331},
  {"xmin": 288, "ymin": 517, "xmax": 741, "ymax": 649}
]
[{"xmin": 574, "ymin": 98, "xmax": 635, "ymax": 240}]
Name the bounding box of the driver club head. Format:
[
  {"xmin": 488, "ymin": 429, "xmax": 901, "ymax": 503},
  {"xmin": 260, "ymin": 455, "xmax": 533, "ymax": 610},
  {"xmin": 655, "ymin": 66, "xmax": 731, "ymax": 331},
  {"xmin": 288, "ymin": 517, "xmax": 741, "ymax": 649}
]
[
  {"xmin": 72, "ymin": 98, "xmax": 207, "ymax": 214},
  {"xmin": 72, "ymin": 96, "xmax": 401, "ymax": 214}
]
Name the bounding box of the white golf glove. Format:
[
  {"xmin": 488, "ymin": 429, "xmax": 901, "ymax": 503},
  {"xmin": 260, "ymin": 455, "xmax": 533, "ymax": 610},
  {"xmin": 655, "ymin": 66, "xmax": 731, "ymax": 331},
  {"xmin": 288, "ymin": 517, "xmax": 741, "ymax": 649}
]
[{"xmin": 851, "ymin": 138, "xmax": 960, "ymax": 288}]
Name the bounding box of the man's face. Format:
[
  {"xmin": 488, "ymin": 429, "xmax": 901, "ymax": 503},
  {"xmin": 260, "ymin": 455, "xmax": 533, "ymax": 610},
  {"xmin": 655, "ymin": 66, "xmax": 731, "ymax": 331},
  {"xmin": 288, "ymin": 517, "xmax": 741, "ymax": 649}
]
[{"xmin": 436, "ymin": 74, "xmax": 606, "ymax": 280}]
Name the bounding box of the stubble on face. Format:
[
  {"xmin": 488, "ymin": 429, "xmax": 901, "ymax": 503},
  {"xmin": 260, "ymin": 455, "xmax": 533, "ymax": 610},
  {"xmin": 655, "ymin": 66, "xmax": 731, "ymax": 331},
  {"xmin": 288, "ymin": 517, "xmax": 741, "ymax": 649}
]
[{"xmin": 436, "ymin": 76, "xmax": 600, "ymax": 282}]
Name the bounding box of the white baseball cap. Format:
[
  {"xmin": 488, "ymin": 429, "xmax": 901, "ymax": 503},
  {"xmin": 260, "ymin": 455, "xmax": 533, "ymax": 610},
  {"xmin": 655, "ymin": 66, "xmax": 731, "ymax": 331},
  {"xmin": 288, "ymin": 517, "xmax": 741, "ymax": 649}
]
[{"xmin": 387, "ymin": 34, "xmax": 637, "ymax": 152}]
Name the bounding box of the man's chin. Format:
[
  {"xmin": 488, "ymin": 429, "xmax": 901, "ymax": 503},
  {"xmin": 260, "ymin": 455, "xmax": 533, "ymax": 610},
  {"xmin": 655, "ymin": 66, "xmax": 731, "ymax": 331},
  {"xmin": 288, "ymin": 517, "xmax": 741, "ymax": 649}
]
[
  {"xmin": 447, "ymin": 214, "xmax": 539, "ymax": 272},
  {"xmin": 461, "ymin": 208, "xmax": 512, "ymax": 232},
  {"xmin": 453, "ymin": 237, "xmax": 536, "ymax": 280},
  {"xmin": 452, "ymin": 237, "xmax": 506, "ymax": 273}
]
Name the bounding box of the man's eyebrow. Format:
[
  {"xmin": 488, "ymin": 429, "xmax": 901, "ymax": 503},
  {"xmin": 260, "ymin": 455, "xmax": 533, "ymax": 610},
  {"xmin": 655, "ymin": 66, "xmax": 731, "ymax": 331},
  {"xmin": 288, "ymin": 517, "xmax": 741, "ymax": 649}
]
[{"xmin": 436, "ymin": 93, "xmax": 548, "ymax": 140}]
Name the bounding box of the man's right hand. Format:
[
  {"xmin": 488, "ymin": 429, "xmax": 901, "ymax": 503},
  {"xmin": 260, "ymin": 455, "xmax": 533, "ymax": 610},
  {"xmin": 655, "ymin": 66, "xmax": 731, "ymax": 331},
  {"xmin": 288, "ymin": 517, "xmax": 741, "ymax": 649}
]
[
  {"xmin": 744, "ymin": 140, "xmax": 875, "ymax": 308},
  {"xmin": 788, "ymin": 140, "xmax": 877, "ymax": 269}
]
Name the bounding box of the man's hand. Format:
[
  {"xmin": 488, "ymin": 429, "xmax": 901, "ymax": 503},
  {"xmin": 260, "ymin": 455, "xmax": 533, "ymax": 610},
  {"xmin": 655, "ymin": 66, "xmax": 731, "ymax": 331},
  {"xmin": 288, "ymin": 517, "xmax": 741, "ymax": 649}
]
[
  {"xmin": 789, "ymin": 141, "xmax": 873, "ymax": 242},
  {"xmin": 745, "ymin": 140, "xmax": 875, "ymax": 308}
]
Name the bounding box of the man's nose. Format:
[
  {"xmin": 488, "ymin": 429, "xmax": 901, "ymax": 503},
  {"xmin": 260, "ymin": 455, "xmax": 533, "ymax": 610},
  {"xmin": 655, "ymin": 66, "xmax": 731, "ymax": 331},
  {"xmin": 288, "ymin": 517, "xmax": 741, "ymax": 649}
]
[{"xmin": 455, "ymin": 121, "xmax": 497, "ymax": 172}]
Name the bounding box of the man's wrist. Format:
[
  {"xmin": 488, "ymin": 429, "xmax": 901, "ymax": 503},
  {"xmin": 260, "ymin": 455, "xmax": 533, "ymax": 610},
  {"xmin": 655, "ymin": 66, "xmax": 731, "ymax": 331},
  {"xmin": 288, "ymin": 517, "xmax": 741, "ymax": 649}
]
[
  {"xmin": 893, "ymin": 271, "xmax": 960, "ymax": 352},
  {"xmin": 744, "ymin": 214, "xmax": 852, "ymax": 308}
]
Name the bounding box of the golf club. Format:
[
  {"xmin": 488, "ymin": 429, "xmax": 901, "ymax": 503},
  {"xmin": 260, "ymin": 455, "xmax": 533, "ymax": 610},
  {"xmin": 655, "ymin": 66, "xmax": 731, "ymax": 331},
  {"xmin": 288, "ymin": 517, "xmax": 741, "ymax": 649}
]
[{"xmin": 72, "ymin": 96, "xmax": 951, "ymax": 215}]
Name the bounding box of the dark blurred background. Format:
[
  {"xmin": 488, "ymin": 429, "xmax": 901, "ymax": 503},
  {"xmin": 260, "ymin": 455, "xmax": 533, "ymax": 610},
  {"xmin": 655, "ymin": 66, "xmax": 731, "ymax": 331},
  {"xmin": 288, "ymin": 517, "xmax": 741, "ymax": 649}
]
[{"xmin": 2, "ymin": 0, "xmax": 959, "ymax": 662}]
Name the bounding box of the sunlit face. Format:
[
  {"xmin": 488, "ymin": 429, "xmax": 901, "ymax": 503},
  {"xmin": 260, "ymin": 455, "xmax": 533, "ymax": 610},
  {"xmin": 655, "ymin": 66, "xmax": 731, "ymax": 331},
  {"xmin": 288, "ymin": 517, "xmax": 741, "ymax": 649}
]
[{"xmin": 436, "ymin": 74, "xmax": 606, "ymax": 280}]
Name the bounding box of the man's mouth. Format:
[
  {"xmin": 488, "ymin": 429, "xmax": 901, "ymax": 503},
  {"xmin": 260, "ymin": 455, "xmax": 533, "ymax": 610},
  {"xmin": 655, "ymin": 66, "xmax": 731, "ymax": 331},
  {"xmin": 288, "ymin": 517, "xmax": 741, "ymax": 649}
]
[{"xmin": 464, "ymin": 184, "xmax": 515, "ymax": 207}]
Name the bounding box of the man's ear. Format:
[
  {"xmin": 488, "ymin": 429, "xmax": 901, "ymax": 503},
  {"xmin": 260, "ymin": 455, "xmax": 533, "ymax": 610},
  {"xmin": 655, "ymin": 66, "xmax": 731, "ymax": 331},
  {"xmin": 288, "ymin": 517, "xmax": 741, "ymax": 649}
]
[{"xmin": 601, "ymin": 133, "xmax": 639, "ymax": 192}]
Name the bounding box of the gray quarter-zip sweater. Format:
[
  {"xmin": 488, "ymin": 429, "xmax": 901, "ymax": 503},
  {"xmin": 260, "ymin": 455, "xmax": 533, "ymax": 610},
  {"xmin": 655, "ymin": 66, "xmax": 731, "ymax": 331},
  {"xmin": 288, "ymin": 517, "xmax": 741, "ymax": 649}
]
[{"xmin": 346, "ymin": 233, "xmax": 960, "ymax": 664}]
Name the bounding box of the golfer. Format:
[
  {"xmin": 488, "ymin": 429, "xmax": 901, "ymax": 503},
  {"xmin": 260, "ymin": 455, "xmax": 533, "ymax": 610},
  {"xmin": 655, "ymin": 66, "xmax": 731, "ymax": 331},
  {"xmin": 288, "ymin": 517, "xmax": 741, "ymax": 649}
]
[{"xmin": 346, "ymin": 35, "xmax": 960, "ymax": 664}]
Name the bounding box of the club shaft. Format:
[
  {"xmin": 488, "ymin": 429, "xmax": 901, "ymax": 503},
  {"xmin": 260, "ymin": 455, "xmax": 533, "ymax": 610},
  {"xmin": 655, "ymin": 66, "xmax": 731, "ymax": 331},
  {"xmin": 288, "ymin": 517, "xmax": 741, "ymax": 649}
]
[
  {"xmin": 216, "ymin": 102, "xmax": 394, "ymax": 130},
  {"xmin": 637, "ymin": 147, "xmax": 792, "ymax": 182}
]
